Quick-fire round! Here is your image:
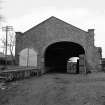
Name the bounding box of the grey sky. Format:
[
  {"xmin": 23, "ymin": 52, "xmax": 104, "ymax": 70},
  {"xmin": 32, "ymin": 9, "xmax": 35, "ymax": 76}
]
[{"xmin": 2, "ymin": 0, "xmax": 105, "ymax": 18}]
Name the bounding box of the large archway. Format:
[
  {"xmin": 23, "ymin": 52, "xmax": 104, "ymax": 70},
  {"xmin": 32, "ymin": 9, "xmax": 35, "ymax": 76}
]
[{"xmin": 44, "ymin": 41, "xmax": 85, "ymax": 73}]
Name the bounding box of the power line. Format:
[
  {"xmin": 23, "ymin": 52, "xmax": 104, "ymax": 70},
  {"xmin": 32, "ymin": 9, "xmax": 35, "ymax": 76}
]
[{"xmin": 2, "ymin": 26, "xmax": 13, "ymax": 67}]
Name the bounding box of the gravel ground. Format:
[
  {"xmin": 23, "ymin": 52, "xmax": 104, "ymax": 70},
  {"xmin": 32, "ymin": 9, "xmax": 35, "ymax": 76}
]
[{"xmin": 1, "ymin": 72, "xmax": 105, "ymax": 105}]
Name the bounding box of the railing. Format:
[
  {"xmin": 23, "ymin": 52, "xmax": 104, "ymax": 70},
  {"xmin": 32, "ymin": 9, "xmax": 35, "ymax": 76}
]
[{"xmin": 0, "ymin": 67, "xmax": 41, "ymax": 82}]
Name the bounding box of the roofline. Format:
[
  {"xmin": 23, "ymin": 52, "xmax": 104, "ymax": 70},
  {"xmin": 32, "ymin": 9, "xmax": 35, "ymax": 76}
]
[
  {"xmin": 23, "ymin": 16, "xmax": 54, "ymax": 34},
  {"xmin": 23, "ymin": 16, "xmax": 88, "ymax": 34}
]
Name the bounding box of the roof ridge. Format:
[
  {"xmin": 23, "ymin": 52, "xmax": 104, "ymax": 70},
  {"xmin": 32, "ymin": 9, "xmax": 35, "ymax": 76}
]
[{"xmin": 23, "ymin": 16, "xmax": 87, "ymax": 34}]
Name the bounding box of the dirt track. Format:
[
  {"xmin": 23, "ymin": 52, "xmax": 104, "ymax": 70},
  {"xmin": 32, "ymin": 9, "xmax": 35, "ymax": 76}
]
[{"xmin": 1, "ymin": 73, "xmax": 105, "ymax": 105}]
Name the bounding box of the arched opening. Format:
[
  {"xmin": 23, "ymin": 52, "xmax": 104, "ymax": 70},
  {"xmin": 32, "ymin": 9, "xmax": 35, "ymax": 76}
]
[{"xmin": 44, "ymin": 41, "xmax": 85, "ymax": 73}]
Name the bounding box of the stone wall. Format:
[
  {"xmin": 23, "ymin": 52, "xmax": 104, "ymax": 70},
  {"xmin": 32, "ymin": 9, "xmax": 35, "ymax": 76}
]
[{"xmin": 15, "ymin": 16, "xmax": 101, "ymax": 73}]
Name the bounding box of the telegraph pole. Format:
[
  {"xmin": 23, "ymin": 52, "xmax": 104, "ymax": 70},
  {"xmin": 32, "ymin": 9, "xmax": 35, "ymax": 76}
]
[{"xmin": 2, "ymin": 26, "xmax": 13, "ymax": 68}]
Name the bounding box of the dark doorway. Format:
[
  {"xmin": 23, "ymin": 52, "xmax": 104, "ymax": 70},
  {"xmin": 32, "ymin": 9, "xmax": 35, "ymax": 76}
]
[{"xmin": 44, "ymin": 41, "xmax": 85, "ymax": 73}]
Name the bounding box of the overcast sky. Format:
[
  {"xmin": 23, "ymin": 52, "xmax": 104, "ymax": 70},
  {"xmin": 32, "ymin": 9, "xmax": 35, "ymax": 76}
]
[{"xmin": 1, "ymin": 0, "xmax": 105, "ymax": 57}]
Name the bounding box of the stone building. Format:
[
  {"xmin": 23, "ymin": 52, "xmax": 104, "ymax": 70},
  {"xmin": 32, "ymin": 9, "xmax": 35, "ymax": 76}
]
[{"xmin": 15, "ymin": 16, "xmax": 102, "ymax": 74}]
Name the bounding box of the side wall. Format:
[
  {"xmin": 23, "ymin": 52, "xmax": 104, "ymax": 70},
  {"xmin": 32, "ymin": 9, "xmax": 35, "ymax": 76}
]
[{"xmin": 85, "ymin": 29, "xmax": 102, "ymax": 72}]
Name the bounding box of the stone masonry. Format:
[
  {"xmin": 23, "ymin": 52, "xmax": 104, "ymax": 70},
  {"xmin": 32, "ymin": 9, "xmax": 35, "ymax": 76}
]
[{"xmin": 15, "ymin": 16, "xmax": 102, "ymax": 74}]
